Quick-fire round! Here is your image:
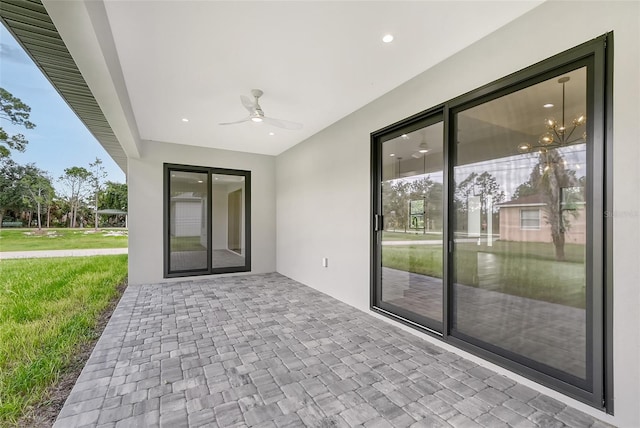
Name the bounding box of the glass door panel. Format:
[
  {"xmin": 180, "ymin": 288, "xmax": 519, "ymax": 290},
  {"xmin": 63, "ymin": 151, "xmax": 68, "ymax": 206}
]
[
  {"xmin": 212, "ymin": 174, "xmax": 246, "ymax": 268},
  {"xmin": 378, "ymin": 121, "xmax": 444, "ymax": 331},
  {"xmin": 452, "ymin": 67, "xmax": 588, "ymax": 383},
  {"xmin": 168, "ymin": 170, "xmax": 209, "ymax": 272}
]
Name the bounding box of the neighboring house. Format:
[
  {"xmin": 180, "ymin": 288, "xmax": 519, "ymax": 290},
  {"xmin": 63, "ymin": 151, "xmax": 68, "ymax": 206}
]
[
  {"xmin": 497, "ymin": 194, "xmax": 587, "ymax": 244},
  {"xmin": 1, "ymin": 1, "xmax": 638, "ymax": 426}
]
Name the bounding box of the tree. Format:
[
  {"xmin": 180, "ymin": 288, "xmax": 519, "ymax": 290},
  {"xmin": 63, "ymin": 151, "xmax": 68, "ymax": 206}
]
[
  {"xmin": 20, "ymin": 164, "xmax": 54, "ymax": 230},
  {"xmin": 537, "ymin": 150, "xmax": 580, "ymax": 261},
  {"xmin": 0, "ymin": 87, "xmax": 35, "ymax": 158},
  {"xmin": 59, "ymin": 166, "xmax": 92, "ymax": 228},
  {"xmin": 99, "ymin": 181, "xmax": 128, "ymax": 211},
  {"xmin": 515, "ymin": 149, "xmax": 580, "ymax": 260},
  {"xmin": 89, "ymin": 158, "xmax": 108, "ymax": 229},
  {"xmin": 455, "ymin": 171, "xmax": 478, "ymax": 213},
  {"xmin": 512, "ymin": 165, "xmax": 543, "ymax": 200},
  {"xmin": 0, "ymin": 158, "xmax": 25, "ymax": 226},
  {"xmin": 455, "ymin": 171, "xmax": 505, "ymax": 233},
  {"xmin": 381, "ymin": 176, "xmax": 443, "ymax": 233},
  {"xmin": 383, "ymin": 179, "xmax": 411, "ymax": 232}
]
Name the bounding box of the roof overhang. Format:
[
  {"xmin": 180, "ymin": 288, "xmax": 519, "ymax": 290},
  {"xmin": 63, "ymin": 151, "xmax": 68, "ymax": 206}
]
[{"xmin": 0, "ymin": 0, "xmax": 139, "ymax": 174}]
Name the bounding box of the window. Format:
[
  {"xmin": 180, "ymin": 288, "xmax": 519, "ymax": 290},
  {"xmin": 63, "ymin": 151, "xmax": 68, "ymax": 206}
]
[
  {"xmin": 371, "ymin": 34, "xmax": 611, "ymax": 410},
  {"xmin": 164, "ymin": 164, "xmax": 251, "ymax": 277},
  {"xmin": 520, "ymin": 208, "xmax": 541, "ymax": 229}
]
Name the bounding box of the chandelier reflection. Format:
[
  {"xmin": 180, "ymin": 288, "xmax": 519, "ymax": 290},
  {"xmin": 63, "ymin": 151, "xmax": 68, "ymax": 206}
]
[{"xmin": 518, "ymin": 76, "xmax": 586, "ymax": 155}]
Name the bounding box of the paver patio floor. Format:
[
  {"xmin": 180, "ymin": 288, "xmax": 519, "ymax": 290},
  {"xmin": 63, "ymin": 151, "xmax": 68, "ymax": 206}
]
[{"xmin": 54, "ymin": 273, "xmax": 610, "ymax": 427}]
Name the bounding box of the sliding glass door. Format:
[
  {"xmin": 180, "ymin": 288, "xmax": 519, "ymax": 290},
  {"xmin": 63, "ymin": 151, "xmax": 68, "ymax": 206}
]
[
  {"xmin": 164, "ymin": 164, "xmax": 251, "ymax": 277},
  {"xmin": 373, "ymin": 114, "xmax": 444, "ymax": 332},
  {"xmin": 451, "ymin": 66, "xmax": 591, "ymax": 386},
  {"xmin": 371, "ymin": 35, "xmax": 609, "ymax": 409}
]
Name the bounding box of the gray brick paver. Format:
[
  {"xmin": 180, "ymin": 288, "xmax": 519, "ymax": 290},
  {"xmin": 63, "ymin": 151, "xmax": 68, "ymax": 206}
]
[
  {"xmin": 388, "ymin": 412, "xmax": 417, "ymax": 427},
  {"xmin": 53, "ymin": 409, "xmax": 100, "ymax": 427},
  {"xmin": 474, "ymin": 387, "xmax": 510, "ymax": 406},
  {"xmin": 53, "ymin": 274, "xmax": 610, "ymax": 428},
  {"xmin": 528, "ymin": 395, "xmax": 566, "ymax": 415},
  {"xmin": 453, "ymin": 396, "xmax": 492, "ymax": 419},
  {"xmin": 491, "ymin": 405, "xmax": 532, "ymax": 426},
  {"xmin": 159, "ymin": 408, "xmax": 189, "ymax": 428},
  {"xmin": 56, "ymin": 397, "xmax": 104, "ymax": 419},
  {"xmin": 527, "ymin": 411, "xmax": 565, "ymax": 427},
  {"xmin": 475, "ymin": 412, "xmax": 510, "ymax": 428},
  {"xmin": 244, "ymin": 403, "xmax": 283, "ymax": 426},
  {"xmin": 503, "ymin": 398, "xmax": 535, "ymax": 417},
  {"xmin": 214, "ymin": 401, "xmax": 244, "ymax": 426},
  {"xmin": 364, "ymin": 416, "xmax": 394, "ymax": 428},
  {"xmin": 340, "ymin": 402, "xmax": 378, "ymax": 426},
  {"xmin": 448, "ymin": 413, "xmax": 483, "ymax": 428},
  {"xmin": 186, "ymin": 408, "xmax": 215, "ymax": 427},
  {"xmin": 97, "ymin": 404, "xmax": 133, "ymax": 424},
  {"xmin": 314, "ymin": 391, "xmax": 347, "ymax": 415}
]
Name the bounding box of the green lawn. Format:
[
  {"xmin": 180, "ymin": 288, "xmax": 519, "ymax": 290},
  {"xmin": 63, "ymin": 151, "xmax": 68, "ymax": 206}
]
[
  {"xmin": 0, "ymin": 255, "xmax": 128, "ymax": 425},
  {"xmin": 382, "ymin": 245, "xmax": 443, "ymax": 278},
  {"xmin": 382, "ymin": 231, "xmax": 443, "ymax": 241},
  {"xmin": 455, "ymin": 239, "xmax": 585, "ymax": 264},
  {"xmin": 382, "ymin": 240, "xmax": 586, "ymax": 308},
  {"xmin": 170, "ymin": 236, "xmax": 205, "ymax": 252},
  {"xmin": 0, "ymin": 228, "xmax": 128, "ymax": 252}
]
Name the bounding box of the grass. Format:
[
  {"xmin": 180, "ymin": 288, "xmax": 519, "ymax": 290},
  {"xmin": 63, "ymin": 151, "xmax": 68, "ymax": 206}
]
[
  {"xmin": 382, "ymin": 245, "xmax": 443, "ymax": 278},
  {"xmin": 382, "ymin": 240, "xmax": 586, "ymax": 308},
  {"xmin": 0, "ymin": 255, "xmax": 128, "ymax": 425},
  {"xmin": 0, "ymin": 228, "xmax": 128, "ymax": 252},
  {"xmin": 382, "ymin": 231, "xmax": 443, "ymax": 241},
  {"xmin": 170, "ymin": 236, "xmax": 206, "ymax": 252},
  {"xmin": 455, "ymin": 240, "xmax": 585, "ymax": 264}
]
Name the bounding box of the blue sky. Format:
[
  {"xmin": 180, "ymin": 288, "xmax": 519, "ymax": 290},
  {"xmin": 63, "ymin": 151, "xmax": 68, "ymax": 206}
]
[{"xmin": 0, "ymin": 25, "xmax": 126, "ymax": 189}]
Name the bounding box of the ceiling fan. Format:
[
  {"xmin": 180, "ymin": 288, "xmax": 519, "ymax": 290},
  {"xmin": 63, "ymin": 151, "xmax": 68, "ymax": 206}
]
[
  {"xmin": 219, "ymin": 89, "xmax": 303, "ymax": 130},
  {"xmin": 411, "ymin": 141, "xmax": 430, "ymax": 158}
]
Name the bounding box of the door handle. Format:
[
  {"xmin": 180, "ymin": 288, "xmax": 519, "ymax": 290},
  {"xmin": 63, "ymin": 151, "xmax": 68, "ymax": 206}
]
[{"xmin": 374, "ymin": 214, "xmax": 384, "ymax": 232}]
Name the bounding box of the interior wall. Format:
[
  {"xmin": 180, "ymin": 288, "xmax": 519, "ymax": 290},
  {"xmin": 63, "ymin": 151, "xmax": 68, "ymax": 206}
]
[
  {"xmin": 275, "ymin": 1, "xmax": 639, "ymax": 426},
  {"xmin": 129, "ymin": 140, "xmax": 276, "ymax": 284},
  {"xmin": 212, "ymin": 185, "xmax": 228, "ymax": 250}
]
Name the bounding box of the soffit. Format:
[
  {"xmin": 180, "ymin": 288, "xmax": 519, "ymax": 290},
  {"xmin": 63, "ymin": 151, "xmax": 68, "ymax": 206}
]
[{"xmin": 0, "ymin": 0, "xmax": 128, "ymax": 172}]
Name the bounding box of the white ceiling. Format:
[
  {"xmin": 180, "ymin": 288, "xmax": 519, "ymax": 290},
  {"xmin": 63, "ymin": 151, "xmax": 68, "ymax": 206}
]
[{"xmin": 66, "ymin": 1, "xmax": 544, "ymax": 157}]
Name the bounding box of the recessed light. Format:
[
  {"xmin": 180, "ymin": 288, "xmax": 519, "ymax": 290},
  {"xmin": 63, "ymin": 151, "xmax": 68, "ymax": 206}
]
[
  {"xmin": 401, "ymin": 134, "xmax": 409, "ymax": 139},
  {"xmin": 389, "ymin": 153, "xmax": 395, "ymax": 157},
  {"xmin": 197, "ymin": 180, "xmax": 203, "ymax": 183},
  {"xmin": 182, "ymin": 118, "xmax": 189, "ymax": 122},
  {"xmin": 382, "ymin": 34, "xmax": 394, "ymax": 43},
  {"xmin": 419, "ymin": 149, "xmax": 429, "ymax": 153},
  {"xmin": 543, "ymin": 103, "xmax": 554, "ymax": 108},
  {"xmin": 251, "ymin": 117, "xmax": 263, "ymax": 123},
  {"xmin": 269, "ymin": 132, "xmax": 275, "ymax": 136}
]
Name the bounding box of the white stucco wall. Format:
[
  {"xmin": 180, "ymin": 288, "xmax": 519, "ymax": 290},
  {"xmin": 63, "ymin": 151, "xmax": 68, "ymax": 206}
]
[
  {"xmin": 128, "ymin": 139, "xmax": 276, "ymax": 284},
  {"xmin": 275, "ymin": 1, "xmax": 639, "ymax": 426}
]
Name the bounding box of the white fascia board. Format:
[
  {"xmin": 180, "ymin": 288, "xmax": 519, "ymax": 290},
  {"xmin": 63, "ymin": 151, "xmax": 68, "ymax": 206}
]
[{"xmin": 42, "ymin": 0, "xmax": 141, "ymax": 160}]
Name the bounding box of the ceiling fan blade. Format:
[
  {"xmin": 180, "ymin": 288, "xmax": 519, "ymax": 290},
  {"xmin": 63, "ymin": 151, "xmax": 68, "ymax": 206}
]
[
  {"xmin": 241, "ymin": 95, "xmax": 256, "ymax": 113},
  {"xmin": 219, "ymin": 117, "xmax": 251, "ymax": 125},
  {"xmin": 262, "ymin": 116, "xmax": 303, "ymax": 130}
]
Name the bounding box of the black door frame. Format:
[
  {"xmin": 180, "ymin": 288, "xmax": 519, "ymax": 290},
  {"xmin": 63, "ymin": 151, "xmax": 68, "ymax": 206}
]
[
  {"xmin": 164, "ymin": 163, "xmax": 252, "ymax": 278},
  {"xmin": 370, "ymin": 34, "xmax": 613, "ymax": 412}
]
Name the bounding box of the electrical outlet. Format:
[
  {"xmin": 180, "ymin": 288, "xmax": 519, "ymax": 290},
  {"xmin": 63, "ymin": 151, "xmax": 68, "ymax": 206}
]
[{"xmin": 322, "ymin": 257, "xmax": 328, "ymax": 267}]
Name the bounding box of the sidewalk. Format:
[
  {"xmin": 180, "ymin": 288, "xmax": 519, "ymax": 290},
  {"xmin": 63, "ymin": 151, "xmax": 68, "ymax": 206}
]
[{"xmin": 0, "ymin": 248, "xmax": 128, "ymax": 260}]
